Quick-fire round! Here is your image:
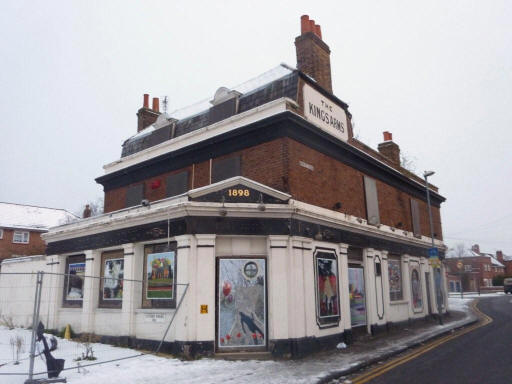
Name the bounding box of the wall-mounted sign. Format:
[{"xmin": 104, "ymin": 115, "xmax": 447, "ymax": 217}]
[
  {"xmin": 200, "ymin": 304, "xmax": 208, "ymax": 314},
  {"xmin": 191, "ymin": 184, "xmax": 287, "ymax": 204},
  {"xmin": 303, "ymin": 83, "xmax": 349, "ymax": 143},
  {"xmin": 144, "ymin": 313, "xmax": 165, "ymax": 323}
]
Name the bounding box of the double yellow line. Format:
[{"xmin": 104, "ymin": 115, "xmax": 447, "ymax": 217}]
[{"xmin": 350, "ymin": 300, "xmax": 492, "ymax": 384}]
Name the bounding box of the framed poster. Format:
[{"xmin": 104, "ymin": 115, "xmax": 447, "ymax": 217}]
[
  {"xmin": 102, "ymin": 258, "xmax": 124, "ymax": 300},
  {"xmin": 388, "ymin": 258, "xmax": 403, "ymax": 301},
  {"xmin": 410, "ymin": 263, "xmax": 423, "ymax": 312},
  {"xmin": 66, "ymin": 262, "xmax": 85, "ymax": 300},
  {"xmin": 314, "ymin": 250, "xmax": 341, "ymax": 327},
  {"xmin": 217, "ymin": 258, "xmax": 266, "ymax": 350},
  {"xmin": 146, "ymin": 251, "xmax": 175, "ymax": 300}
]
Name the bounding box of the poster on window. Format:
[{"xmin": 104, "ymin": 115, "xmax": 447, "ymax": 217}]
[
  {"xmin": 218, "ymin": 259, "xmax": 266, "ymax": 349},
  {"xmin": 410, "ymin": 264, "xmax": 423, "ymax": 311},
  {"xmin": 316, "ymin": 254, "xmax": 340, "ymax": 322},
  {"xmin": 147, "ymin": 252, "xmax": 174, "ymax": 300},
  {"xmin": 348, "ymin": 267, "xmax": 366, "ymax": 326},
  {"xmin": 67, "ymin": 262, "xmax": 85, "ymax": 300},
  {"xmin": 103, "ymin": 258, "xmax": 124, "ymax": 300},
  {"xmin": 388, "ymin": 259, "xmax": 403, "ymax": 301}
]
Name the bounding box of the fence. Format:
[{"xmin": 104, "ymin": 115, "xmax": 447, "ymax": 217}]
[{"xmin": 0, "ymin": 268, "xmax": 188, "ymax": 381}]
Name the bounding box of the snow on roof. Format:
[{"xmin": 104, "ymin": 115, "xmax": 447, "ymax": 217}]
[
  {"xmin": 446, "ymin": 248, "xmax": 505, "ymax": 267},
  {"xmin": 125, "ymin": 64, "xmax": 294, "ymax": 142},
  {"xmin": 0, "ymin": 202, "xmax": 78, "ymax": 231}
]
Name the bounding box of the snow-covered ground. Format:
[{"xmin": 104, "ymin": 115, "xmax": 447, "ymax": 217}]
[{"xmin": 0, "ymin": 296, "xmax": 484, "ymax": 384}]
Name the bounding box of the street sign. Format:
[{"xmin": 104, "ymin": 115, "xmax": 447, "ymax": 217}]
[
  {"xmin": 428, "ymin": 247, "xmax": 439, "ymax": 258},
  {"xmin": 429, "ymin": 256, "xmax": 441, "ymax": 268}
]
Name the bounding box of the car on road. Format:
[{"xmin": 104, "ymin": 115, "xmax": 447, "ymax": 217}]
[{"xmin": 504, "ymin": 278, "xmax": 512, "ymax": 294}]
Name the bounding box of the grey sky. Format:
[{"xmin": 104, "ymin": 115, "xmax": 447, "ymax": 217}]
[{"xmin": 1, "ymin": 1, "xmax": 511, "ymax": 254}]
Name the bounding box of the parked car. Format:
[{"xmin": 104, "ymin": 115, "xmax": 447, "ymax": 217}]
[{"xmin": 504, "ymin": 278, "xmax": 512, "ymax": 294}]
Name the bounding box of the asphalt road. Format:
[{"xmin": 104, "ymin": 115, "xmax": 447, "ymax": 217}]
[{"xmin": 352, "ymin": 296, "xmax": 512, "ymax": 384}]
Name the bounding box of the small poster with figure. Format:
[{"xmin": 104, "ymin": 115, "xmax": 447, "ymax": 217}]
[
  {"xmin": 316, "ymin": 254, "xmax": 340, "ymax": 321},
  {"xmin": 218, "ymin": 259, "xmax": 266, "ymax": 349},
  {"xmin": 67, "ymin": 262, "xmax": 85, "ymax": 300},
  {"xmin": 103, "ymin": 258, "xmax": 124, "ymax": 300},
  {"xmin": 147, "ymin": 252, "xmax": 174, "ymax": 299}
]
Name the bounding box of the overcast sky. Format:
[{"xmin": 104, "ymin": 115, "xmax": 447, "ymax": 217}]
[{"xmin": 1, "ymin": 1, "xmax": 511, "ymax": 254}]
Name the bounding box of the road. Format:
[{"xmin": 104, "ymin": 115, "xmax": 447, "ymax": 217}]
[{"xmin": 348, "ymin": 295, "xmax": 512, "ymax": 384}]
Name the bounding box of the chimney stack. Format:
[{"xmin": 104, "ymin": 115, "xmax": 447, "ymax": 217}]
[
  {"xmin": 377, "ymin": 131, "xmax": 401, "ymax": 166},
  {"xmin": 137, "ymin": 93, "xmax": 161, "ymax": 132},
  {"xmin": 471, "ymin": 244, "xmax": 480, "ymax": 254},
  {"xmin": 295, "ymin": 15, "xmax": 332, "ymax": 93},
  {"xmin": 496, "ymin": 250, "xmax": 504, "ymax": 263}
]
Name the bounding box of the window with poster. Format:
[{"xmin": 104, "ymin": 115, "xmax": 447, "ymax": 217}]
[
  {"xmin": 62, "ymin": 254, "xmax": 85, "ymax": 308},
  {"xmin": 314, "ymin": 249, "xmax": 341, "ymax": 327},
  {"xmin": 142, "ymin": 242, "xmax": 177, "ymax": 309},
  {"xmin": 388, "ymin": 256, "xmax": 403, "ymax": 301},
  {"xmin": 99, "ymin": 250, "xmax": 124, "ymax": 308}
]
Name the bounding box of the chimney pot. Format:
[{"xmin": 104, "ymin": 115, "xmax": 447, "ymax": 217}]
[
  {"xmin": 383, "ymin": 131, "xmax": 393, "ymax": 141},
  {"xmin": 301, "ymin": 15, "xmax": 310, "ymax": 34},
  {"xmin": 143, "ymin": 94, "xmax": 149, "ymax": 108},
  {"xmin": 152, "ymin": 97, "xmax": 160, "ymax": 112},
  {"xmin": 315, "ymin": 24, "xmax": 322, "ymax": 39}
]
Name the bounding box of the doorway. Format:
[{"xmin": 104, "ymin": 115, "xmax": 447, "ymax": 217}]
[
  {"xmin": 348, "ymin": 266, "xmax": 367, "ymax": 327},
  {"xmin": 216, "ymin": 258, "xmax": 267, "ymax": 352},
  {"xmin": 425, "ymin": 272, "xmax": 433, "ymax": 315}
]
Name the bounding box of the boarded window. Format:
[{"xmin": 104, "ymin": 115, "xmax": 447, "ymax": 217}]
[
  {"xmin": 99, "ymin": 250, "xmax": 124, "ymax": 309},
  {"xmin": 410, "ymin": 199, "xmax": 421, "ymax": 237},
  {"xmin": 126, "ymin": 184, "xmax": 144, "ymax": 207},
  {"xmin": 363, "ymin": 176, "xmax": 380, "ymax": 225},
  {"xmin": 209, "ymin": 98, "xmax": 238, "ymax": 125},
  {"xmin": 62, "ymin": 254, "xmax": 85, "ymax": 308},
  {"xmin": 166, "ymin": 171, "xmax": 189, "ymax": 198},
  {"xmin": 212, "ymin": 156, "xmax": 241, "ymax": 183},
  {"xmin": 388, "ymin": 257, "xmax": 403, "ymax": 301}
]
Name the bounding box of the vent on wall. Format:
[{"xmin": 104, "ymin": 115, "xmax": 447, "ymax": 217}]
[{"xmin": 209, "ymin": 87, "xmax": 242, "ymax": 125}]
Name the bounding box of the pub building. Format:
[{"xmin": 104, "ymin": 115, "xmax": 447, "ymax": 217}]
[{"xmin": 5, "ymin": 15, "xmax": 448, "ymax": 357}]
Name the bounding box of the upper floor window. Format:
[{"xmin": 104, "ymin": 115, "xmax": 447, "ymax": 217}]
[
  {"xmin": 126, "ymin": 183, "xmax": 144, "ymax": 207},
  {"xmin": 13, "ymin": 231, "xmax": 29, "ymax": 244},
  {"xmin": 166, "ymin": 171, "xmax": 189, "ymax": 198},
  {"xmin": 363, "ymin": 176, "xmax": 380, "ymax": 225},
  {"xmin": 410, "ymin": 199, "xmax": 421, "ymax": 237},
  {"xmin": 464, "ymin": 265, "xmax": 472, "ymax": 272},
  {"xmin": 212, "ymin": 155, "xmax": 241, "ymax": 183}
]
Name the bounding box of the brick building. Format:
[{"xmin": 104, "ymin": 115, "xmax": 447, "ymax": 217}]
[
  {"xmin": 445, "ymin": 244, "xmax": 505, "ymax": 291},
  {"xmin": 1, "ymin": 16, "xmax": 448, "ymax": 357},
  {"xmin": 0, "ymin": 202, "xmax": 77, "ymax": 262}
]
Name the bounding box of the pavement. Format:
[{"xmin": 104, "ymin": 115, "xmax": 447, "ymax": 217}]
[{"xmin": 0, "ymin": 296, "xmax": 486, "ymax": 384}]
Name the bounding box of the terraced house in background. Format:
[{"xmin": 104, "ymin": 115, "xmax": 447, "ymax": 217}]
[{"xmin": 0, "ymin": 15, "xmax": 448, "ymax": 357}]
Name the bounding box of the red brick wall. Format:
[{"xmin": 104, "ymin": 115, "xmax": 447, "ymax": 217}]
[
  {"xmin": 0, "ymin": 228, "xmax": 46, "ymax": 261},
  {"xmin": 103, "ymin": 138, "xmax": 443, "ymax": 241}
]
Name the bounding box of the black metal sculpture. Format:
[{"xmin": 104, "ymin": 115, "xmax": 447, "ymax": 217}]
[{"xmin": 36, "ymin": 322, "xmax": 65, "ymax": 378}]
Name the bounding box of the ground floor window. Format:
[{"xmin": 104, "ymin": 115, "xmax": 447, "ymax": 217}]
[
  {"xmin": 99, "ymin": 250, "xmax": 124, "ymax": 308},
  {"xmin": 388, "ymin": 257, "xmax": 403, "ymax": 301},
  {"xmin": 142, "ymin": 242, "xmax": 177, "ymax": 309},
  {"xmin": 63, "ymin": 254, "xmax": 85, "ymax": 308},
  {"xmin": 314, "ymin": 249, "xmax": 340, "ymax": 327},
  {"xmin": 348, "ymin": 267, "xmax": 366, "ymax": 327}
]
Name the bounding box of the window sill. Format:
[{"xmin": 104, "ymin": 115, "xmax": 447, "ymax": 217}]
[
  {"xmin": 95, "ymin": 308, "xmax": 122, "ymax": 313},
  {"xmin": 389, "ymin": 300, "xmax": 408, "ymax": 306}
]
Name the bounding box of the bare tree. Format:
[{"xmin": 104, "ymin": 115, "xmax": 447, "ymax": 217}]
[
  {"xmin": 454, "ymin": 243, "xmax": 466, "ymax": 258},
  {"xmin": 75, "ymin": 197, "xmax": 104, "ymax": 218},
  {"xmin": 400, "ymin": 151, "xmax": 417, "ymax": 172}
]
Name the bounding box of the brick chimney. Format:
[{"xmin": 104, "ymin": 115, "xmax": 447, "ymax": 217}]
[
  {"xmin": 471, "ymin": 244, "xmax": 480, "ymax": 254},
  {"xmin": 496, "ymin": 250, "xmax": 504, "ymax": 263},
  {"xmin": 377, "ymin": 131, "xmax": 401, "ymax": 166},
  {"xmin": 137, "ymin": 94, "xmax": 161, "ymax": 132},
  {"xmin": 295, "ymin": 15, "xmax": 333, "ymax": 93}
]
